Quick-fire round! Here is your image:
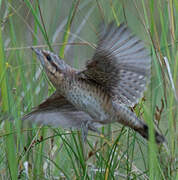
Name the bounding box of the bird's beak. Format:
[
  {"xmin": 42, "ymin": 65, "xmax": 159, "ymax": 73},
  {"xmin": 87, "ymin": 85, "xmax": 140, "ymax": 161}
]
[
  {"xmin": 31, "ymin": 47, "xmax": 45, "ymax": 66},
  {"xmin": 31, "ymin": 47, "xmax": 43, "ymax": 56}
]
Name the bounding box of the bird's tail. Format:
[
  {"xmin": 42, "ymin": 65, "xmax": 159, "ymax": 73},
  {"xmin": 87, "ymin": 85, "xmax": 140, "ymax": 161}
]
[
  {"xmin": 132, "ymin": 121, "xmax": 165, "ymax": 144},
  {"xmin": 113, "ymin": 102, "xmax": 165, "ymax": 144}
]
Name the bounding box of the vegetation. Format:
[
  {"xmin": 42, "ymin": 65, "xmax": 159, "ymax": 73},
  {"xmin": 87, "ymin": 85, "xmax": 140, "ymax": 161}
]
[{"xmin": 0, "ymin": 0, "xmax": 177, "ymax": 179}]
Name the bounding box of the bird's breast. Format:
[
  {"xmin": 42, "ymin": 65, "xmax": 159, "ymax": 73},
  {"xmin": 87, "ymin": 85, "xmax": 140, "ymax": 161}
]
[{"xmin": 65, "ymin": 80, "xmax": 113, "ymax": 122}]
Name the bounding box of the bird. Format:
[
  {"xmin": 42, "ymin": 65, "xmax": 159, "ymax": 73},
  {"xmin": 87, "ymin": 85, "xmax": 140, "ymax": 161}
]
[{"xmin": 23, "ymin": 22, "xmax": 165, "ymax": 144}]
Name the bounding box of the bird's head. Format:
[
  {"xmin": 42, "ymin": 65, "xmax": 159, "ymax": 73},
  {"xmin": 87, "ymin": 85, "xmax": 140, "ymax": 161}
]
[{"xmin": 32, "ymin": 48, "xmax": 70, "ymax": 87}]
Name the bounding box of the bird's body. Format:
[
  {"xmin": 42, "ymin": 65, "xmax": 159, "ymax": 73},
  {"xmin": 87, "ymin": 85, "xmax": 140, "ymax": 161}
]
[
  {"xmin": 63, "ymin": 77, "xmax": 113, "ymax": 122},
  {"xmin": 23, "ymin": 22, "xmax": 165, "ymax": 144},
  {"xmin": 60, "ymin": 75, "xmax": 160, "ymax": 142}
]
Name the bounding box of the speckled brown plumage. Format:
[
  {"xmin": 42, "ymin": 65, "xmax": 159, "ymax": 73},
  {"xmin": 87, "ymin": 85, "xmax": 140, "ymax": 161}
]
[{"xmin": 23, "ymin": 22, "xmax": 165, "ymax": 144}]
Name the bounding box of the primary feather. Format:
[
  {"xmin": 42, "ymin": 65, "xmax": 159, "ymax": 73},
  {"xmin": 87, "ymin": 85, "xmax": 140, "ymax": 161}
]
[{"xmin": 81, "ymin": 22, "xmax": 151, "ymax": 107}]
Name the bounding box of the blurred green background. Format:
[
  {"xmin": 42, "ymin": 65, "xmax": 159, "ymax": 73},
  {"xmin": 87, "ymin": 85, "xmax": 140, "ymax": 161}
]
[{"xmin": 0, "ymin": 0, "xmax": 177, "ymax": 179}]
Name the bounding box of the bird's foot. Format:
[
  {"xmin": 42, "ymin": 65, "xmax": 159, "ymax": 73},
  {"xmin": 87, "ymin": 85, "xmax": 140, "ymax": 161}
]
[{"xmin": 81, "ymin": 121, "xmax": 101, "ymax": 142}]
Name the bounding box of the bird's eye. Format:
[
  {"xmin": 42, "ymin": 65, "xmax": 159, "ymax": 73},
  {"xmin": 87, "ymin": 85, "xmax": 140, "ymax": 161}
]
[{"xmin": 46, "ymin": 54, "xmax": 51, "ymax": 61}]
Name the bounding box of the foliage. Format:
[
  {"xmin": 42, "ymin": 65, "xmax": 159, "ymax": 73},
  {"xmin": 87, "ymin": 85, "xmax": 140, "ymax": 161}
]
[{"xmin": 0, "ymin": 0, "xmax": 177, "ymax": 179}]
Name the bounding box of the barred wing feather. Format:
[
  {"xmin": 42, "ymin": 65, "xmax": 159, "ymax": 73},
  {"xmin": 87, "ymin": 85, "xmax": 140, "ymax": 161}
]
[
  {"xmin": 81, "ymin": 23, "xmax": 151, "ymax": 107},
  {"xmin": 22, "ymin": 91, "xmax": 93, "ymax": 128}
]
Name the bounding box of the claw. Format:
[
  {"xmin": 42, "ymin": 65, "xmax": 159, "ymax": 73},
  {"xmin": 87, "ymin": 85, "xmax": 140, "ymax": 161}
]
[{"xmin": 88, "ymin": 124, "xmax": 101, "ymax": 135}]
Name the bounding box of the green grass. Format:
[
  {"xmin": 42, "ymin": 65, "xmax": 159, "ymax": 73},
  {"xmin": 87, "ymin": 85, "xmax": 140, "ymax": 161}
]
[{"xmin": 0, "ymin": 0, "xmax": 177, "ymax": 179}]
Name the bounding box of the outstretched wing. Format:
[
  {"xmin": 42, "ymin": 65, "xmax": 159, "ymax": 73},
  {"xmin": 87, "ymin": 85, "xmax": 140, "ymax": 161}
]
[
  {"xmin": 22, "ymin": 91, "xmax": 93, "ymax": 129},
  {"xmin": 80, "ymin": 22, "xmax": 151, "ymax": 107}
]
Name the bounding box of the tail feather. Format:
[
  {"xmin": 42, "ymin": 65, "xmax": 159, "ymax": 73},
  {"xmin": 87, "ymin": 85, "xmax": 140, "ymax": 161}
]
[
  {"xmin": 133, "ymin": 123, "xmax": 165, "ymax": 144},
  {"xmin": 113, "ymin": 102, "xmax": 165, "ymax": 144}
]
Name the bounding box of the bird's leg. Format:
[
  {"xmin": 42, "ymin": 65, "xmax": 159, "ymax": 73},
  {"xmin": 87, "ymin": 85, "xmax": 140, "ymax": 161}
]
[
  {"xmin": 81, "ymin": 121, "xmax": 89, "ymax": 143},
  {"xmin": 81, "ymin": 121, "xmax": 101, "ymax": 142}
]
